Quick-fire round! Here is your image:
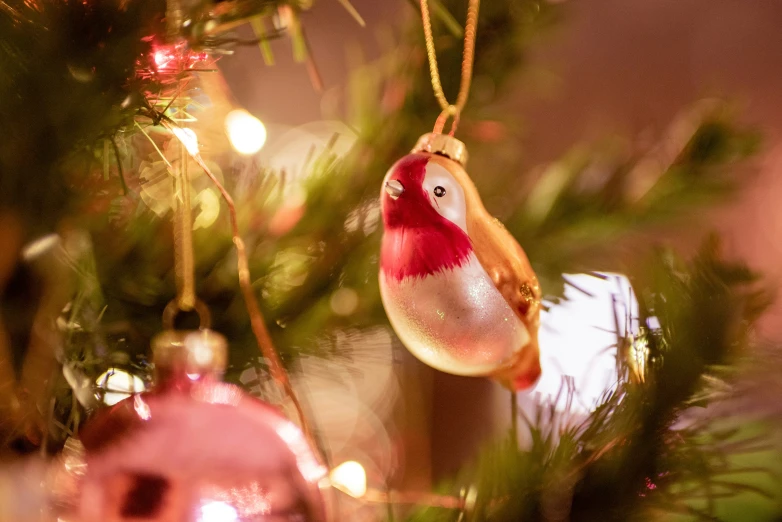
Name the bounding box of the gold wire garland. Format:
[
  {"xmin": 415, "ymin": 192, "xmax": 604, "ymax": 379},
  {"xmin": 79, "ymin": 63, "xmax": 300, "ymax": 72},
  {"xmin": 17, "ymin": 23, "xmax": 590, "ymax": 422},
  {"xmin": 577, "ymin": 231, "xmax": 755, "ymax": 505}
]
[{"xmin": 420, "ymin": 0, "xmax": 480, "ymax": 135}]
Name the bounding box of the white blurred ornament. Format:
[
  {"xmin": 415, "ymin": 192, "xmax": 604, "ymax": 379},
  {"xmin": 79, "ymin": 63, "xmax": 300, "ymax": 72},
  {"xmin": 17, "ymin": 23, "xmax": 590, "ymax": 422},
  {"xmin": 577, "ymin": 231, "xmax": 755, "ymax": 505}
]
[
  {"xmin": 517, "ymin": 273, "xmax": 637, "ymax": 417},
  {"xmin": 95, "ymin": 368, "xmax": 146, "ymax": 406}
]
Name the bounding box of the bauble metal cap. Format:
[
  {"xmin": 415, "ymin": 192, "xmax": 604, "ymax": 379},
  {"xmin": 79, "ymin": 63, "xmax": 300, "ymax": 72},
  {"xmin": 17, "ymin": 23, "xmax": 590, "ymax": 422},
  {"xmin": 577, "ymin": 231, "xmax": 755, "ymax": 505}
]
[
  {"xmin": 152, "ymin": 329, "xmax": 228, "ymax": 382},
  {"xmin": 412, "ymin": 133, "xmax": 468, "ymax": 166}
]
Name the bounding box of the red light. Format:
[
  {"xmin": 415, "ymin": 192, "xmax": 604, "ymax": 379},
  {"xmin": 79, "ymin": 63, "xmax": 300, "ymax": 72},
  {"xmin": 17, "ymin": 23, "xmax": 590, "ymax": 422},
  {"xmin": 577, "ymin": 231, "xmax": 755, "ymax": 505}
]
[
  {"xmin": 150, "ymin": 44, "xmax": 210, "ymax": 73},
  {"xmin": 154, "ymin": 49, "xmax": 174, "ymax": 70}
]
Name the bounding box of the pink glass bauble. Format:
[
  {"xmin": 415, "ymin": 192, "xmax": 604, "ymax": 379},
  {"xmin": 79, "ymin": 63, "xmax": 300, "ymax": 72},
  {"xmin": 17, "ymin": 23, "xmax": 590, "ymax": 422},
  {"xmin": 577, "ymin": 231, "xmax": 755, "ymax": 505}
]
[
  {"xmin": 73, "ymin": 329, "xmax": 329, "ymax": 522},
  {"xmin": 379, "ymin": 134, "xmax": 542, "ymax": 390}
]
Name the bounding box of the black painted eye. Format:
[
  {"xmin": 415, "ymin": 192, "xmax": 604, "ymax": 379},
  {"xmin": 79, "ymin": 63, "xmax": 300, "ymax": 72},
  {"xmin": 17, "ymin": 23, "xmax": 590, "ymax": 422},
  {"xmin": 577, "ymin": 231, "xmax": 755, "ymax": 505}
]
[{"xmin": 433, "ymin": 186, "xmax": 446, "ymax": 197}]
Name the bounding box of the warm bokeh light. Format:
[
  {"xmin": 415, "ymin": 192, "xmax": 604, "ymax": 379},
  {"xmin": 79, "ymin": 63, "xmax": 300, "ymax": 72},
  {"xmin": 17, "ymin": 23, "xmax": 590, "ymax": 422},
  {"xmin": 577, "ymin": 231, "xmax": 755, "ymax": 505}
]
[
  {"xmin": 199, "ymin": 500, "xmax": 239, "ymax": 522},
  {"xmin": 187, "ymin": 333, "xmax": 215, "ymax": 367},
  {"xmin": 152, "ymin": 44, "xmax": 208, "ymax": 72},
  {"xmin": 95, "ymin": 368, "xmax": 145, "ymax": 406},
  {"xmin": 171, "ymin": 127, "xmax": 200, "ymax": 156},
  {"xmin": 203, "ymin": 482, "xmax": 272, "ymax": 518},
  {"xmin": 330, "ymin": 287, "xmax": 359, "ymax": 316},
  {"xmin": 153, "ymin": 48, "xmax": 174, "ymax": 70},
  {"xmin": 20, "ymin": 233, "xmax": 60, "ymax": 261},
  {"xmin": 275, "ymin": 422, "xmax": 328, "ymax": 483},
  {"xmin": 329, "ymin": 461, "xmax": 367, "ymax": 498},
  {"xmin": 133, "ymin": 395, "xmax": 151, "ymax": 421},
  {"xmin": 225, "ymin": 109, "xmax": 267, "ymax": 155}
]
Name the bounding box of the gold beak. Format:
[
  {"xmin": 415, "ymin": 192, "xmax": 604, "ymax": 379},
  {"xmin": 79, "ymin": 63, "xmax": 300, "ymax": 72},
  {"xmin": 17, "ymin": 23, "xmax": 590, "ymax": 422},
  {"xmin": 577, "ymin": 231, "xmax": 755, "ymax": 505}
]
[{"xmin": 384, "ymin": 179, "xmax": 404, "ymax": 200}]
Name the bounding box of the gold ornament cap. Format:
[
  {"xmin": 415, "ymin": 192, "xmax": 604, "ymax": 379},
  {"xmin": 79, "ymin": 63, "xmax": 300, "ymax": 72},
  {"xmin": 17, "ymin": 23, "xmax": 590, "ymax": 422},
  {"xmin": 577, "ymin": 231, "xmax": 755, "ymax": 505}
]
[
  {"xmin": 152, "ymin": 329, "xmax": 228, "ymax": 382},
  {"xmin": 412, "ymin": 133, "xmax": 468, "ymax": 166}
]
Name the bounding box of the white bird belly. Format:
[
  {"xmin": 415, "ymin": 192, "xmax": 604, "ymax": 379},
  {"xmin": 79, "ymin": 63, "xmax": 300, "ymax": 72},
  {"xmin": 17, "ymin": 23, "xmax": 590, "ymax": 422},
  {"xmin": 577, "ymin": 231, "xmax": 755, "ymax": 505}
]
[{"xmin": 380, "ymin": 253, "xmax": 530, "ymax": 376}]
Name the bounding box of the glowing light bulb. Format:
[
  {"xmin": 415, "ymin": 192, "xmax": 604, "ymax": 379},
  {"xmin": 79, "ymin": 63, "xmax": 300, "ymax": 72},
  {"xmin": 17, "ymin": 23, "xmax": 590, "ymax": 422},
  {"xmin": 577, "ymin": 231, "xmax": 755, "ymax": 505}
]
[
  {"xmin": 329, "ymin": 461, "xmax": 367, "ymax": 498},
  {"xmin": 171, "ymin": 127, "xmax": 200, "ymax": 156},
  {"xmin": 199, "ymin": 501, "xmax": 238, "ymax": 522},
  {"xmin": 225, "ymin": 109, "xmax": 267, "ymax": 155},
  {"xmin": 95, "ymin": 368, "xmax": 145, "ymax": 406},
  {"xmin": 153, "ymin": 49, "xmax": 173, "ymax": 69}
]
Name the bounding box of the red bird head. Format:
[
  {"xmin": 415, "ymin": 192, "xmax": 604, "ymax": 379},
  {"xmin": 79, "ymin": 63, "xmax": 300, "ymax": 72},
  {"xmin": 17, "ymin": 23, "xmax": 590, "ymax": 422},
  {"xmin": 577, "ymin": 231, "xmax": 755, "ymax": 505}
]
[{"xmin": 379, "ymin": 154, "xmax": 473, "ymax": 282}]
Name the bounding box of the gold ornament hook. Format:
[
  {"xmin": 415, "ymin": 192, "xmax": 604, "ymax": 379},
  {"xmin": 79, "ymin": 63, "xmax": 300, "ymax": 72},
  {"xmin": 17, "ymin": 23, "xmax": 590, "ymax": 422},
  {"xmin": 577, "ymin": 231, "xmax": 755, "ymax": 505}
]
[
  {"xmin": 433, "ymin": 105, "xmax": 461, "ymax": 136},
  {"xmin": 420, "ymin": 0, "xmax": 480, "ymax": 136},
  {"xmin": 162, "ymin": 298, "xmax": 212, "ymax": 330}
]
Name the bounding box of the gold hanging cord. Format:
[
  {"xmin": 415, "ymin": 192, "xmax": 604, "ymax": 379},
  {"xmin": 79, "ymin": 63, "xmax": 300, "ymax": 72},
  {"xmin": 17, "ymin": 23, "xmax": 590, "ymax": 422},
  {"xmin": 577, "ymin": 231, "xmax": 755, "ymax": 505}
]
[
  {"xmin": 162, "ymin": 120, "xmax": 319, "ymax": 451},
  {"xmin": 142, "ymin": 48, "xmax": 320, "ymax": 457},
  {"xmin": 172, "ymin": 117, "xmax": 197, "ymax": 313},
  {"xmin": 420, "ymin": 0, "xmax": 480, "ymax": 136}
]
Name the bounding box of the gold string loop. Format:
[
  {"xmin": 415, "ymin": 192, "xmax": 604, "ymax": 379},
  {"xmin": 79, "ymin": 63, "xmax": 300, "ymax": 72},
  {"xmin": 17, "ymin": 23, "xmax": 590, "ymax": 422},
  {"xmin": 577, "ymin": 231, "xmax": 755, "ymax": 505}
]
[
  {"xmin": 420, "ymin": 0, "xmax": 480, "ymax": 135},
  {"xmin": 163, "ymin": 298, "xmax": 212, "ymax": 330},
  {"xmin": 433, "ymin": 105, "xmax": 461, "ymax": 136}
]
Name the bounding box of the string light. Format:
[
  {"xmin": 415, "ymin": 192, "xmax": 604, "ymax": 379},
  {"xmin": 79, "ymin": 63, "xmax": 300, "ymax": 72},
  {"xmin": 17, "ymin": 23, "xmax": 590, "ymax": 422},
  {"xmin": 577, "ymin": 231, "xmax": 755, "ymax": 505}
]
[
  {"xmin": 153, "ymin": 48, "xmax": 175, "ymax": 70},
  {"xmin": 171, "ymin": 127, "xmax": 200, "ymax": 155},
  {"xmin": 225, "ymin": 109, "xmax": 267, "ymax": 155},
  {"xmin": 151, "ymin": 43, "xmax": 209, "ymax": 73},
  {"xmin": 329, "ymin": 461, "xmax": 367, "ymax": 498},
  {"xmin": 329, "ymin": 460, "xmax": 463, "ymax": 509}
]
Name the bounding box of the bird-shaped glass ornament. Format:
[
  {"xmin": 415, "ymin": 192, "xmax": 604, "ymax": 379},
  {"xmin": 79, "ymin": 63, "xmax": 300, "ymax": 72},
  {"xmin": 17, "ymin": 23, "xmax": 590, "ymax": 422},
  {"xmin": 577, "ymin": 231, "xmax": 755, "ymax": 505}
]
[{"xmin": 379, "ymin": 133, "xmax": 542, "ymax": 390}]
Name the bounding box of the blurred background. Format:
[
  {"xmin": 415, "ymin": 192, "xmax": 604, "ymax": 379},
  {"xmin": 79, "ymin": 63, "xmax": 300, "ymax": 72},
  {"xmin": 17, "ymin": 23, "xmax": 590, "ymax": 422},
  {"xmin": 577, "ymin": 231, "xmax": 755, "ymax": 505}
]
[
  {"xmin": 225, "ymin": 0, "xmax": 782, "ymax": 517},
  {"xmin": 220, "ymin": 0, "xmax": 782, "ymax": 480}
]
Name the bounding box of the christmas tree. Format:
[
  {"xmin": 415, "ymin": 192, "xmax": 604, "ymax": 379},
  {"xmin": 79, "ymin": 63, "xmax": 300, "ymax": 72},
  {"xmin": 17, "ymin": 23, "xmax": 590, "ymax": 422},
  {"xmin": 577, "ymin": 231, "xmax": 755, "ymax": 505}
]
[{"xmin": 0, "ymin": 0, "xmax": 780, "ymax": 520}]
